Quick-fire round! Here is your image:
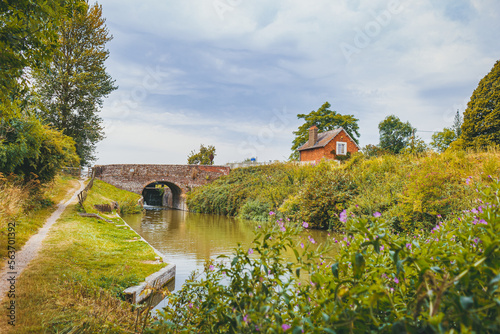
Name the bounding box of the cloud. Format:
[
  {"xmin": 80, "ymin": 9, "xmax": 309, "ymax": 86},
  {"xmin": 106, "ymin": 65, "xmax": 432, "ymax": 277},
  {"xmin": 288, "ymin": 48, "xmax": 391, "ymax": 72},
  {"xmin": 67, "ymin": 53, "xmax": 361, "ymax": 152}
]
[{"xmin": 95, "ymin": 0, "xmax": 500, "ymax": 165}]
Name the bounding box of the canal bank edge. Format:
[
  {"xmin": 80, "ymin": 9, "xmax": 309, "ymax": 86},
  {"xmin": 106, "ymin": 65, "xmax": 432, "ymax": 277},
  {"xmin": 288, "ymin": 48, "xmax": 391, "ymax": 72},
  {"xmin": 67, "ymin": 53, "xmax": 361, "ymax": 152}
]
[{"xmin": 114, "ymin": 211, "xmax": 176, "ymax": 303}]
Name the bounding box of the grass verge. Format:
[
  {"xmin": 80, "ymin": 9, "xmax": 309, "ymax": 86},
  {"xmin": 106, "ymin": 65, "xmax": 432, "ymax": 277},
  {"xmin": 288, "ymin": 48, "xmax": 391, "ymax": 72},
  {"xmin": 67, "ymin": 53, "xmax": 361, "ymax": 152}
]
[
  {"xmin": 2, "ymin": 180, "xmax": 166, "ymax": 333},
  {"xmin": 0, "ymin": 175, "xmax": 80, "ymax": 270}
]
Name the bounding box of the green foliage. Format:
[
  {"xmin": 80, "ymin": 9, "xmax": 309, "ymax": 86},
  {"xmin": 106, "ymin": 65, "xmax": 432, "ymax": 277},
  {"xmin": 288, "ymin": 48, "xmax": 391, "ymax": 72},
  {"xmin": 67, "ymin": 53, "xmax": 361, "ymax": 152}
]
[
  {"xmin": 378, "ymin": 115, "xmax": 415, "ymax": 154},
  {"xmin": 280, "ymin": 162, "xmax": 357, "ymax": 230},
  {"xmin": 361, "ymin": 144, "xmax": 386, "ymax": 158},
  {"xmin": 431, "ymin": 127, "xmax": 457, "ymax": 152},
  {"xmin": 187, "ymin": 144, "xmax": 216, "ymax": 165},
  {"xmin": 0, "ymin": 0, "xmax": 61, "ymax": 103},
  {"xmin": 290, "ymin": 102, "xmax": 360, "ymax": 160},
  {"xmin": 397, "ymin": 152, "xmax": 473, "ymax": 230},
  {"xmin": 461, "ymin": 60, "xmax": 500, "ymax": 148},
  {"xmin": 239, "ymin": 199, "xmax": 272, "ymax": 222},
  {"xmin": 0, "ymin": 111, "xmax": 79, "ymax": 184},
  {"xmin": 33, "ymin": 1, "xmax": 117, "ymax": 166},
  {"xmin": 188, "ymin": 152, "xmax": 498, "ymax": 231},
  {"xmin": 151, "ymin": 179, "xmax": 500, "ymax": 333}
]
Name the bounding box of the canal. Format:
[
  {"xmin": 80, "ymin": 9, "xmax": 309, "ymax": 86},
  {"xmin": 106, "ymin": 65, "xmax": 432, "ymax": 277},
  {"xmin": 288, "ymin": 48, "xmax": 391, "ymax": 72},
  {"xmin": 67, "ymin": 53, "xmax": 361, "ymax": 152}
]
[{"xmin": 121, "ymin": 208, "xmax": 335, "ymax": 292}]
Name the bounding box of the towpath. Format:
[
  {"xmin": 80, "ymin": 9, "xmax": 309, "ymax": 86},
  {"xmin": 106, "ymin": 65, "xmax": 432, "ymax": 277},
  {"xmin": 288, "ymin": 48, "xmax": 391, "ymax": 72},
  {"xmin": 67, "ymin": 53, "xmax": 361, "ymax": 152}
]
[{"xmin": 0, "ymin": 179, "xmax": 85, "ymax": 301}]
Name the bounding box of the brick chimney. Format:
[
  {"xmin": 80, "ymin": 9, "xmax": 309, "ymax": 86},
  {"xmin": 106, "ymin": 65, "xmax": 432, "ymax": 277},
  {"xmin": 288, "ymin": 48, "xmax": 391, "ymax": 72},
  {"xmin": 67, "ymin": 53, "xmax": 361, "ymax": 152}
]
[{"xmin": 308, "ymin": 126, "xmax": 318, "ymax": 146}]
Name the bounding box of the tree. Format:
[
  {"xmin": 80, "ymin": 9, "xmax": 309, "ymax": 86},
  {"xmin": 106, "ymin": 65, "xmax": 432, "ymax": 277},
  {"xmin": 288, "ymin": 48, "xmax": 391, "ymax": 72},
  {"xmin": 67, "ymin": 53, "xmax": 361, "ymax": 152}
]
[
  {"xmin": 290, "ymin": 102, "xmax": 360, "ymax": 160},
  {"xmin": 460, "ymin": 60, "xmax": 500, "ymax": 148},
  {"xmin": 33, "ymin": 1, "xmax": 117, "ymax": 166},
  {"xmin": 0, "ymin": 0, "xmax": 61, "ymax": 103},
  {"xmin": 452, "ymin": 110, "xmax": 462, "ymax": 138},
  {"xmin": 0, "ymin": 107, "xmax": 79, "ymax": 184},
  {"xmin": 431, "ymin": 128, "xmax": 457, "ymax": 153},
  {"xmin": 188, "ymin": 145, "xmax": 216, "ymax": 165},
  {"xmin": 378, "ymin": 115, "xmax": 415, "ymax": 154}
]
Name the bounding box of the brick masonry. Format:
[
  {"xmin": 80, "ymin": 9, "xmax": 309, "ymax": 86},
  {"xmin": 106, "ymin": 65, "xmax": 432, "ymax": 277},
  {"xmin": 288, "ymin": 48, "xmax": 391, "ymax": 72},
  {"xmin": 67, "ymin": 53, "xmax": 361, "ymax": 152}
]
[
  {"xmin": 93, "ymin": 164, "xmax": 230, "ymax": 210},
  {"xmin": 300, "ymin": 129, "xmax": 359, "ymax": 162}
]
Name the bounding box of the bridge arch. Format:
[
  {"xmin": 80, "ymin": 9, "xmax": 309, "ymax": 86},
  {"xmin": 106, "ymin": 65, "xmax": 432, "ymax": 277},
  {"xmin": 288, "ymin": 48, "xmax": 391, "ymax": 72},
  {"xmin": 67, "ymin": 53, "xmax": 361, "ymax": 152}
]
[{"xmin": 141, "ymin": 180, "xmax": 184, "ymax": 210}]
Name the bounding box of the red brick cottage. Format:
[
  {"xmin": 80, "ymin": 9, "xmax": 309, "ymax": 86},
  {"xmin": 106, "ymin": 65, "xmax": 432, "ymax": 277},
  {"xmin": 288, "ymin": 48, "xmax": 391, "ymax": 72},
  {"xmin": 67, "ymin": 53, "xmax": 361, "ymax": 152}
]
[{"xmin": 298, "ymin": 126, "xmax": 360, "ymax": 162}]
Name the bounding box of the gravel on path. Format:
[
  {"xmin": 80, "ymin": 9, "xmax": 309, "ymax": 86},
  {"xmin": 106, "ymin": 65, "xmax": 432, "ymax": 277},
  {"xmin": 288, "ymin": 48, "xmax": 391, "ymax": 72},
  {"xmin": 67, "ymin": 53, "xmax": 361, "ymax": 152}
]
[{"xmin": 0, "ymin": 179, "xmax": 85, "ymax": 301}]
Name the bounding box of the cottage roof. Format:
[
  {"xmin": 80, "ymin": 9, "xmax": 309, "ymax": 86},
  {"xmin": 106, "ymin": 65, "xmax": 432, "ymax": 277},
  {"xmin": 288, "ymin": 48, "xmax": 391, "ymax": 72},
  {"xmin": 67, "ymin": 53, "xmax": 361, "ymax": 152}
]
[{"xmin": 297, "ymin": 127, "xmax": 360, "ymax": 151}]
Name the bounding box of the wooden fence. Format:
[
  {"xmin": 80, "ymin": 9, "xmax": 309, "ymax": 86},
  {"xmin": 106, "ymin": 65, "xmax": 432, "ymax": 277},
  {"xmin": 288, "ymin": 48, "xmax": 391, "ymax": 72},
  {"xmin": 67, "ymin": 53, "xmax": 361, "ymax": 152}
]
[{"xmin": 77, "ymin": 168, "xmax": 96, "ymax": 211}]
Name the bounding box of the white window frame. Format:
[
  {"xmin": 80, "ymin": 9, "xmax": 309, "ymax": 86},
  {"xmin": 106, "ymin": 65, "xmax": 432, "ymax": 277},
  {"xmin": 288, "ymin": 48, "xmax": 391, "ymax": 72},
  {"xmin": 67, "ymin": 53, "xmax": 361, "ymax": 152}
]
[{"xmin": 336, "ymin": 142, "xmax": 347, "ymax": 155}]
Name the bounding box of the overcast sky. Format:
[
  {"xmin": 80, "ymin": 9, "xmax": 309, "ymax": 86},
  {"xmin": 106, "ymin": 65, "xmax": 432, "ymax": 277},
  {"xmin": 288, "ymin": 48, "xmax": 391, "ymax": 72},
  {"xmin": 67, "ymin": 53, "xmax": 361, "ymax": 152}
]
[{"xmin": 95, "ymin": 0, "xmax": 500, "ymax": 165}]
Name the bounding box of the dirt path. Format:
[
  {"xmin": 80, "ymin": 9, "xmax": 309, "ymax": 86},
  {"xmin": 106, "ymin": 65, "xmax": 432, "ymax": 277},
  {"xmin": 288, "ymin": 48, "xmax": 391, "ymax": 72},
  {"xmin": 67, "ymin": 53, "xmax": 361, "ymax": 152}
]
[{"xmin": 0, "ymin": 179, "xmax": 85, "ymax": 301}]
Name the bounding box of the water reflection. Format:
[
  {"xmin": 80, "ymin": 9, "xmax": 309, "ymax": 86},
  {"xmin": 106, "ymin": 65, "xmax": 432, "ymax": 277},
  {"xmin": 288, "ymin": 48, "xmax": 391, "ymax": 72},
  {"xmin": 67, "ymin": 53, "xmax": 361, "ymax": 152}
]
[{"xmin": 122, "ymin": 209, "xmax": 337, "ymax": 292}]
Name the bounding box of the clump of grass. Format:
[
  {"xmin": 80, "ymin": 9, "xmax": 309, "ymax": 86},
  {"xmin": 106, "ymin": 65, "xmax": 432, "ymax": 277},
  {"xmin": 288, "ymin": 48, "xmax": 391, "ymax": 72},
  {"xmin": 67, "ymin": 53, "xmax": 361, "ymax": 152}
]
[{"xmin": 83, "ymin": 179, "xmax": 142, "ymax": 215}]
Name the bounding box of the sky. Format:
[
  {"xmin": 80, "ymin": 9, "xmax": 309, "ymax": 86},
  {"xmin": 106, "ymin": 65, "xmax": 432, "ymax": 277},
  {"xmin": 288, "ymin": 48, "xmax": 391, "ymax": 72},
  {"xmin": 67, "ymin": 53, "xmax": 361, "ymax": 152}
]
[{"xmin": 94, "ymin": 0, "xmax": 500, "ymax": 165}]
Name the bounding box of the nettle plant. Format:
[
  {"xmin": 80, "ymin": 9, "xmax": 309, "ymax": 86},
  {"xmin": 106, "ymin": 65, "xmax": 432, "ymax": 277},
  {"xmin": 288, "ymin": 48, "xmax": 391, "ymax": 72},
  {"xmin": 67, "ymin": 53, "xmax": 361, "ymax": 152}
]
[{"xmin": 149, "ymin": 180, "xmax": 500, "ymax": 334}]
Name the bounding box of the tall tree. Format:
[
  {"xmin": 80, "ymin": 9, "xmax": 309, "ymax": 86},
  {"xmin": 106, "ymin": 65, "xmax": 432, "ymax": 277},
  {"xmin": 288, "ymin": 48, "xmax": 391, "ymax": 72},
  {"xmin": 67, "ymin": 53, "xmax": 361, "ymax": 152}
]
[
  {"xmin": 452, "ymin": 110, "xmax": 462, "ymax": 138},
  {"xmin": 188, "ymin": 145, "xmax": 216, "ymax": 165},
  {"xmin": 33, "ymin": 1, "xmax": 117, "ymax": 166},
  {"xmin": 378, "ymin": 115, "xmax": 415, "ymax": 154},
  {"xmin": 290, "ymin": 102, "xmax": 359, "ymax": 160},
  {"xmin": 0, "ymin": 0, "xmax": 61, "ymax": 104},
  {"xmin": 460, "ymin": 60, "xmax": 500, "ymax": 148}
]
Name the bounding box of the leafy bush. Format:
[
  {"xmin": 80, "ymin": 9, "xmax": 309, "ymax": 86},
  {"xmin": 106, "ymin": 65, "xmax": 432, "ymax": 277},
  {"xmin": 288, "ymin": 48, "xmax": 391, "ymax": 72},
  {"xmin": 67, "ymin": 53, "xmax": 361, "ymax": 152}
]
[
  {"xmin": 150, "ymin": 179, "xmax": 500, "ymax": 333},
  {"xmin": 238, "ymin": 199, "xmax": 271, "ymax": 222},
  {"xmin": 187, "ymin": 152, "xmax": 499, "ymax": 231}
]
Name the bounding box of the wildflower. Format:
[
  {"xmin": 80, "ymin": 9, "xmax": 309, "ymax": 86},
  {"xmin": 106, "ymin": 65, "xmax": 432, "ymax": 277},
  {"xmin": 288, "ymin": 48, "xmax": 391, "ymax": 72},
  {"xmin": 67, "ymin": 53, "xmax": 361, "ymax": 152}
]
[
  {"xmin": 248, "ymin": 248, "xmax": 254, "ymax": 255},
  {"xmin": 373, "ymin": 212, "xmax": 381, "ymax": 218},
  {"xmin": 380, "ymin": 245, "xmax": 384, "ymax": 251},
  {"xmin": 188, "ymin": 303, "xmax": 193, "ymax": 308},
  {"xmin": 339, "ymin": 209, "xmax": 348, "ymax": 223},
  {"xmin": 282, "ymin": 324, "xmax": 292, "ymax": 331},
  {"xmin": 258, "ymin": 225, "xmax": 261, "ymax": 229},
  {"xmin": 466, "ymin": 176, "xmax": 471, "ymax": 185},
  {"xmin": 302, "ymin": 222, "xmax": 309, "ymax": 228},
  {"xmin": 478, "ymin": 219, "xmax": 487, "ymax": 225},
  {"xmin": 394, "ymin": 277, "xmax": 399, "ymax": 284},
  {"xmin": 269, "ymin": 211, "xmax": 275, "ymax": 215},
  {"xmin": 300, "ymin": 242, "xmax": 304, "ymax": 249},
  {"xmin": 209, "ymin": 265, "xmax": 214, "ymax": 271},
  {"xmin": 308, "ymin": 235, "xmax": 316, "ymax": 244},
  {"xmin": 406, "ymin": 243, "xmax": 412, "ymax": 250},
  {"xmin": 281, "ymin": 226, "xmax": 286, "ymax": 232}
]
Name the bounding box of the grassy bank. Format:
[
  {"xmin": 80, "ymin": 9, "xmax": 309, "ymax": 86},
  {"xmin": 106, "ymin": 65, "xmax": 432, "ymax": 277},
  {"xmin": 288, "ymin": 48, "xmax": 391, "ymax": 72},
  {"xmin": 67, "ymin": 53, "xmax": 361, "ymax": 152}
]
[
  {"xmin": 0, "ymin": 174, "xmax": 80, "ymax": 268},
  {"xmin": 187, "ymin": 150, "xmax": 500, "ymax": 231},
  {"xmin": 3, "ymin": 180, "xmax": 165, "ymax": 333}
]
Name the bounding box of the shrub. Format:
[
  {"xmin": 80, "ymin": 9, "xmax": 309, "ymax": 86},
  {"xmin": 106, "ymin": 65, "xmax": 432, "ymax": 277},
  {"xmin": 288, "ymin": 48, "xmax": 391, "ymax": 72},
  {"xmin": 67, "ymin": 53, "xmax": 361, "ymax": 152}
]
[{"xmin": 150, "ymin": 179, "xmax": 500, "ymax": 333}]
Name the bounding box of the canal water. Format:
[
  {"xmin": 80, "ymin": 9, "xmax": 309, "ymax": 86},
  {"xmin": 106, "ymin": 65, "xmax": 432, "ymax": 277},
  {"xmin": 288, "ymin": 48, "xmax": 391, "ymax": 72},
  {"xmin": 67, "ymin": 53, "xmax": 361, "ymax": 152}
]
[{"xmin": 121, "ymin": 209, "xmax": 334, "ymax": 292}]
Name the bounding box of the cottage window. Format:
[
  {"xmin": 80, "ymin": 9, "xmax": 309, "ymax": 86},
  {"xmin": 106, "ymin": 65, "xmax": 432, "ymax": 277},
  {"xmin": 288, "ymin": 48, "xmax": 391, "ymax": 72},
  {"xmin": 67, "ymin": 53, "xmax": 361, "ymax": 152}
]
[{"xmin": 336, "ymin": 142, "xmax": 347, "ymax": 155}]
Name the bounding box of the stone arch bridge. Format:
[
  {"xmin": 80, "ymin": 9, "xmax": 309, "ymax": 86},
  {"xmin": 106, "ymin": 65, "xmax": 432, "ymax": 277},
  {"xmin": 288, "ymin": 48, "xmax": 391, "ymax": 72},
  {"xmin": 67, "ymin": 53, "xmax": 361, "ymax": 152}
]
[{"xmin": 93, "ymin": 164, "xmax": 230, "ymax": 210}]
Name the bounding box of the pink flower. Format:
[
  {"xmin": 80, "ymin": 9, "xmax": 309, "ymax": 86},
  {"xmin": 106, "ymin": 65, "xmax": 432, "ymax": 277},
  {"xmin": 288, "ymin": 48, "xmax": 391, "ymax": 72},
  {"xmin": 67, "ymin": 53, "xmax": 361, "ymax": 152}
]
[
  {"xmin": 281, "ymin": 226, "xmax": 286, "ymax": 232},
  {"xmin": 302, "ymin": 222, "xmax": 309, "ymax": 228},
  {"xmin": 394, "ymin": 277, "xmax": 399, "ymax": 284},
  {"xmin": 243, "ymin": 314, "xmax": 249, "ymax": 323},
  {"xmin": 339, "ymin": 209, "xmax": 348, "ymax": 223},
  {"xmin": 209, "ymin": 265, "xmax": 214, "ymax": 271},
  {"xmin": 282, "ymin": 324, "xmax": 291, "ymax": 331},
  {"xmin": 269, "ymin": 211, "xmax": 275, "ymax": 215},
  {"xmin": 373, "ymin": 212, "xmax": 381, "ymax": 218},
  {"xmin": 248, "ymin": 248, "xmax": 254, "ymax": 255},
  {"xmin": 300, "ymin": 243, "xmax": 304, "ymax": 249}
]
